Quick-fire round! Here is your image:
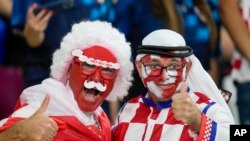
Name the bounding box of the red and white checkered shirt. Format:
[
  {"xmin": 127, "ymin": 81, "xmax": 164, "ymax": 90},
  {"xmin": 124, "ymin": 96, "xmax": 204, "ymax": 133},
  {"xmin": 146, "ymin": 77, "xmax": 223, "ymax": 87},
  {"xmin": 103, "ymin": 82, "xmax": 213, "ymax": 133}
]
[{"xmin": 112, "ymin": 91, "xmax": 232, "ymax": 141}]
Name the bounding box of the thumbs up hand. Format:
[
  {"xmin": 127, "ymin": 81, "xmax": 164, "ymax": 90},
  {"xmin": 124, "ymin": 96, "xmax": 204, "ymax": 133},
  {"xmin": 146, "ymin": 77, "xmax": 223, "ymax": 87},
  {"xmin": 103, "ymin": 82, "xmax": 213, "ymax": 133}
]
[
  {"xmin": 22, "ymin": 94, "xmax": 58, "ymax": 141},
  {"xmin": 171, "ymin": 82, "xmax": 201, "ymax": 131}
]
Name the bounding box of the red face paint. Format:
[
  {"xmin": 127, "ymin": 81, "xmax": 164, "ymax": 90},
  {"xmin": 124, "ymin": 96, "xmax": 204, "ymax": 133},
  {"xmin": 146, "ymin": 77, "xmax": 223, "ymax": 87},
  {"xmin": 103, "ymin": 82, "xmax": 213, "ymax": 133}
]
[
  {"xmin": 69, "ymin": 46, "xmax": 118, "ymax": 112},
  {"xmin": 140, "ymin": 54, "xmax": 186, "ymax": 100}
]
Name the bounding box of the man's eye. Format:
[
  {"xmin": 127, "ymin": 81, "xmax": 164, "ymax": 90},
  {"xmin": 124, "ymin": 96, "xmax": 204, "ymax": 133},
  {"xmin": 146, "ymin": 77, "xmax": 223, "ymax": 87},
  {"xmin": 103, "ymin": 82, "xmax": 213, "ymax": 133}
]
[
  {"xmin": 82, "ymin": 62, "xmax": 96, "ymax": 69},
  {"xmin": 167, "ymin": 65, "xmax": 181, "ymax": 71},
  {"xmin": 147, "ymin": 64, "xmax": 161, "ymax": 69},
  {"xmin": 102, "ymin": 67, "xmax": 115, "ymax": 73}
]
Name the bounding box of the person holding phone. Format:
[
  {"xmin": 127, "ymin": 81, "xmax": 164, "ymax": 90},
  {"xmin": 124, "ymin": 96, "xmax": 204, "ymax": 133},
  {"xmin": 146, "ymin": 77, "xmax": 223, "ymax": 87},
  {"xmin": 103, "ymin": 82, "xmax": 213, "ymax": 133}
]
[{"xmin": 23, "ymin": 3, "xmax": 53, "ymax": 47}]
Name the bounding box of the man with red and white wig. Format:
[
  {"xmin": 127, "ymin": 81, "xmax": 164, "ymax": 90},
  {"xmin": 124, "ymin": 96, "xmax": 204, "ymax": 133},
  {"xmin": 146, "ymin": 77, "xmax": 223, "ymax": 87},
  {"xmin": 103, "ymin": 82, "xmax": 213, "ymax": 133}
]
[
  {"xmin": 0, "ymin": 20, "xmax": 133, "ymax": 141},
  {"xmin": 112, "ymin": 29, "xmax": 234, "ymax": 141}
]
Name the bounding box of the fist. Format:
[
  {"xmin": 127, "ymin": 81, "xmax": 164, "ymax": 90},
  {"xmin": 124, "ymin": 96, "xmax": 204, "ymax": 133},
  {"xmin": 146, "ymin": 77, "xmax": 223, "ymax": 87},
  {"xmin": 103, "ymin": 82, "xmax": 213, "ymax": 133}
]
[
  {"xmin": 22, "ymin": 95, "xmax": 58, "ymax": 141},
  {"xmin": 171, "ymin": 82, "xmax": 201, "ymax": 131}
]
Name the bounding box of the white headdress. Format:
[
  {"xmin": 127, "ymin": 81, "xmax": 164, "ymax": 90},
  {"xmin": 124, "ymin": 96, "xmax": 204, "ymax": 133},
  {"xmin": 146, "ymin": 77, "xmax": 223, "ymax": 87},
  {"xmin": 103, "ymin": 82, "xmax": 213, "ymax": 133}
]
[
  {"xmin": 50, "ymin": 20, "xmax": 133, "ymax": 101},
  {"xmin": 137, "ymin": 29, "xmax": 234, "ymax": 121}
]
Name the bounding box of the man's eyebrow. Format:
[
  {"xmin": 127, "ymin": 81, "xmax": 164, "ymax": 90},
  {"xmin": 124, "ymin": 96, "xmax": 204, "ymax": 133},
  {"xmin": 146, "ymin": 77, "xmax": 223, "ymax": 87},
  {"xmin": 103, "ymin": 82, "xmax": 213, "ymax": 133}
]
[
  {"xmin": 170, "ymin": 58, "xmax": 181, "ymax": 62},
  {"xmin": 171, "ymin": 58, "xmax": 180, "ymax": 61},
  {"xmin": 147, "ymin": 59, "xmax": 160, "ymax": 63}
]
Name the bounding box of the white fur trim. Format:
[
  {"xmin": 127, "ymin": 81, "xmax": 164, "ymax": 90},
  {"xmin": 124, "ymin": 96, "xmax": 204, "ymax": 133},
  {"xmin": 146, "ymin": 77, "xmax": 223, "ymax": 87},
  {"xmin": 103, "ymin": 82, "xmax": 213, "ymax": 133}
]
[{"xmin": 50, "ymin": 20, "xmax": 133, "ymax": 101}]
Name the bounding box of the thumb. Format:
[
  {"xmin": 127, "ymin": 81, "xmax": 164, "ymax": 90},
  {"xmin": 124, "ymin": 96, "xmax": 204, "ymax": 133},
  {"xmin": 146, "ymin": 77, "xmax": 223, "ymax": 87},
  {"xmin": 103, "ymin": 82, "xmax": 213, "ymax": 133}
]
[
  {"xmin": 34, "ymin": 94, "xmax": 50, "ymax": 115},
  {"xmin": 180, "ymin": 82, "xmax": 188, "ymax": 93}
]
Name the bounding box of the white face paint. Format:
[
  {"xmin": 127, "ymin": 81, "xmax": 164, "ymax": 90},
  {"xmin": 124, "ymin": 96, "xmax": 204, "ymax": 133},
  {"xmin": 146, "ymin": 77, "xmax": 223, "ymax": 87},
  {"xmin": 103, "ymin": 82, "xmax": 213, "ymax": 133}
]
[
  {"xmin": 84, "ymin": 80, "xmax": 107, "ymax": 92},
  {"xmin": 139, "ymin": 54, "xmax": 187, "ymax": 100},
  {"xmin": 146, "ymin": 69, "xmax": 186, "ymax": 99},
  {"xmin": 147, "ymin": 81, "xmax": 163, "ymax": 98},
  {"xmin": 160, "ymin": 69, "xmax": 178, "ymax": 84},
  {"xmin": 142, "ymin": 64, "xmax": 177, "ymax": 99},
  {"xmin": 175, "ymin": 65, "xmax": 187, "ymax": 91}
]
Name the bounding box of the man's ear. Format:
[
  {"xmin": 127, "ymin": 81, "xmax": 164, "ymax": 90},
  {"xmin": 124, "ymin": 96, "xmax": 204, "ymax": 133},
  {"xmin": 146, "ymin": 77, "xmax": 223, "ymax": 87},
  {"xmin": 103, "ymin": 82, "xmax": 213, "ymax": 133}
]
[
  {"xmin": 68, "ymin": 64, "xmax": 72, "ymax": 72},
  {"xmin": 135, "ymin": 61, "xmax": 147, "ymax": 87},
  {"xmin": 185, "ymin": 60, "xmax": 192, "ymax": 78},
  {"xmin": 67, "ymin": 64, "xmax": 73, "ymax": 79},
  {"xmin": 135, "ymin": 61, "xmax": 143, "ymax": 79}
]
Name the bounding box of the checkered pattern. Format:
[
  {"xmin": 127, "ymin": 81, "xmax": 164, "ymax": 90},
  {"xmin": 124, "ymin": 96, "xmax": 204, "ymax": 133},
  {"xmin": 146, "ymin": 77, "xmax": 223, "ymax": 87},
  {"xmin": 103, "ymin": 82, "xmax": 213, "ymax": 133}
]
[
  {"xmin": 112, "ymin": 92, "xmax": 220, "ymax": 141},
  {"xmin": 202, "ymin": 118, "xmax": 212, "ymax": 141}
]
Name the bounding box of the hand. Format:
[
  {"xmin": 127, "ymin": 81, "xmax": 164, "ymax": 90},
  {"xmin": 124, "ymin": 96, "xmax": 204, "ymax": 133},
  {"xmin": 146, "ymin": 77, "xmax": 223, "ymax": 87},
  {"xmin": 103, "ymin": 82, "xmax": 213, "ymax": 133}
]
[
  {"xmin": 21, "ymin": 95, "xmax": 58, "ymax": 141},
  {"xmin": 23, "ymin": 4, "xmax": 53, "ymax": 47},
  {"xmin": 171, "ymin": 82, "xmax": 201, "ymax": 131}
]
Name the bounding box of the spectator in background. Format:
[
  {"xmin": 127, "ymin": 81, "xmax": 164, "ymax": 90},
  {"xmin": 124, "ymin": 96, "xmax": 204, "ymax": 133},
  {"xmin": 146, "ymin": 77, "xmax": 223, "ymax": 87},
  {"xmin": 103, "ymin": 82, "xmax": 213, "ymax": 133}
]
[
  {"xmin": 151, "ymin": 0, "xmax": 221, "ymax": 84},
  {"xmin": 112, "ymin": 29, "xmax": 234, "ymax": 141},
  {"xmin": 0, "ymin": 20, "xmax": 133, "ymax": 141},
  {"xmin": 220, "ymin": 26, "xmax": 240, "ymax": 123},
  {"xmin": 112, "ymin": 0, "xmax": 166, "ymax": 100},
  {"xmin": 220, "ymin": 0, "xmax": 250, "ymax": 124}
]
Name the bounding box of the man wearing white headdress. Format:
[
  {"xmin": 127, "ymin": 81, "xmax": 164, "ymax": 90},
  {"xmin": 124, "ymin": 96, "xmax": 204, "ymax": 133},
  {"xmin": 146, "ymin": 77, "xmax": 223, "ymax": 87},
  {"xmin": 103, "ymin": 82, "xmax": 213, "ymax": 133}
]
[
  {"xmin": 112, "ymin": 29, "xmax": 234, "ymax": 141},
  {"xmin": 0, "ymin": 20, "xmax": 133, "ymax": 141}
]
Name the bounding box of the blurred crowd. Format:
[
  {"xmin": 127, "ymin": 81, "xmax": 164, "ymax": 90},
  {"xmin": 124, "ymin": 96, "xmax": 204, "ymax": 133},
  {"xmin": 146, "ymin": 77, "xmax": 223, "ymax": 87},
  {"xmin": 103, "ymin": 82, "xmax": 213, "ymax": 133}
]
[{"xmin": 0, "ymin": 0, "xmax": 250, "ymax": 125}]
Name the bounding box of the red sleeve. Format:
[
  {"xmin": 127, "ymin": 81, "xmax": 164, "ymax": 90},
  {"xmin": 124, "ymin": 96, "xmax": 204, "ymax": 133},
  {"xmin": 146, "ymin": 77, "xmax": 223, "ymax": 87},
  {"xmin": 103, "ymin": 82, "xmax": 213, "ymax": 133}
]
[
  {"xmin": 196, "ymin": 114, "xmax": 213, "ymax": 141},
  {"xmin": 0, "ymin": 117, "xmax": 25, "ymax": 132},
  {"xmin": 13, "ymin": 98, "xmax": 22, "ymax": 111}
]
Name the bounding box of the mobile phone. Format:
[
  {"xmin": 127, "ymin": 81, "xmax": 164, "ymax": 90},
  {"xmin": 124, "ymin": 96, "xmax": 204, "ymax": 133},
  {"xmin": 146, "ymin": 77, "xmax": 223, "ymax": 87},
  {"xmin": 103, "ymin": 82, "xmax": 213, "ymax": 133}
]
[{"xmin": 33, "ymin": 0, "xmax": 75, "ymax": 15}]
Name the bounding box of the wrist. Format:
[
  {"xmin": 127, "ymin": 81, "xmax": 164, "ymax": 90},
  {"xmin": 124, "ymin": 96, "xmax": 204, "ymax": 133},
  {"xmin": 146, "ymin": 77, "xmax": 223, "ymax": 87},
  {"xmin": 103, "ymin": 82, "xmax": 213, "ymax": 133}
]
[
  {"xmin": 15, "ymin": 120, "xmax": 29, "ymax": 139},
  {"xmin": 192, "ymin": 112, "xmax": 202, "ymax": 131},
  {"xmin": 0, "ymin": 120, "xmax": 27, "ymax": 141},
  {"xmin": 23, "ymin": 28, "xmax": 44, "ymax": 47}
]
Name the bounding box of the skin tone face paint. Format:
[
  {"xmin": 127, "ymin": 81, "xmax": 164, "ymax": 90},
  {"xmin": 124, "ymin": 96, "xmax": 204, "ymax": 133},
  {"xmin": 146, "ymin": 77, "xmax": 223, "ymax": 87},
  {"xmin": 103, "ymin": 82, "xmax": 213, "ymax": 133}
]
[
  {"xmin": 69, "ymin": 46, "xmax": 119, "ymax": 112},
  {"xmin": 138, "ymin": 54, "xmax": 187, "ymax": 102}
]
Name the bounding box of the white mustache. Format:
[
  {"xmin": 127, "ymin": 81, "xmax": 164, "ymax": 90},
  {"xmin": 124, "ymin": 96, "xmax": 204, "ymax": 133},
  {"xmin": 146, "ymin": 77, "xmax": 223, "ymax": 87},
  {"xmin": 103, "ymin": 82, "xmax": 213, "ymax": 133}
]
[{"xmin": 84, "ymin": 80, "xmax": 107, "ymax": 92}]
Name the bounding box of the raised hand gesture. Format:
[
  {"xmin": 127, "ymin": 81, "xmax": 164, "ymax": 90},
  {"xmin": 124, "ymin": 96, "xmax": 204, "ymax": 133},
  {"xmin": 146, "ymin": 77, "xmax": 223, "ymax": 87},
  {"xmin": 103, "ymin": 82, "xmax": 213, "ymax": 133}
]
[
  {"xmin": 171, "ymin": 82, "xmax": 201, "ymax": 131},
  {"xmin": 22, "ymin": 95, "xmax": 58, "ymax": 141}
]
